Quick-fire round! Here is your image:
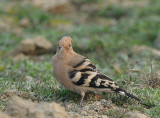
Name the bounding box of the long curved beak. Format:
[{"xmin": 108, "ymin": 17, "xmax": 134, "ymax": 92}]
[{"xmin": 58, "ymin": 46, "xmax": 64, "ymax": 56}]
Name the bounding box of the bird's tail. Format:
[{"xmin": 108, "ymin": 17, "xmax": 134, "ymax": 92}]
[{"xmin": 115, "ymin": 88, "xmax": 141, "ymax": 101}]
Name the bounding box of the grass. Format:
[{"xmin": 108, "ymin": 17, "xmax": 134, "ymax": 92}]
[
  {"xmin": 99, "ymin": 4, "xmax": 132, "ymax": 19},
  {"xmin": 0, "ymin": 0, "xmax": 160, "ymax": 117}
]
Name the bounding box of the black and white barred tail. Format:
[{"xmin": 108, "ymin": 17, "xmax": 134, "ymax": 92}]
[{"xmin": 115, "ymin": 88, "xmax": 141, "ymax": 101}]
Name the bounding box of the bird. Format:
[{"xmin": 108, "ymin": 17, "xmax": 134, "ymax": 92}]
[{"xmin": 52, "ymin": 36, "xmax": 140, "ymax": 106}]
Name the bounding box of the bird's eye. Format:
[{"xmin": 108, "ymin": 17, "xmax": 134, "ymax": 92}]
[{"xmin": 69, "ymin": 44, "xmax": 71, "ymax": 47}]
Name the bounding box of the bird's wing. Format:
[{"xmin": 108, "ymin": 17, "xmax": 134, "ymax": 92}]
[
  {"xmin": 68, "ymin": 56, "xmax": 141, "ymax": 101},
  {"xmin": 68, "ymin": 57, "xmax": 119, "ymax": 90}
]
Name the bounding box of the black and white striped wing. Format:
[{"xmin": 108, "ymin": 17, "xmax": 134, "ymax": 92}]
[
  {"xmin": 68, "ymin": 57, "xmax": 141, "ymax": 101},
  {"xmin": 68, "ymin": 58, "xmax": 118, "ymax": 90}
]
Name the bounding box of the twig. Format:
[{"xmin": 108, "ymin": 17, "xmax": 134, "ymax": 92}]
[{"xmin": 151, "ymin": 64, "xmax": 154, "ymax": 82}]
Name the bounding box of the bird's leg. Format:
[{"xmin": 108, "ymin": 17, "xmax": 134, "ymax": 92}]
[
  {"xmin": 80, "ymin": 96, "xmax": 84, "ymax": 106},
  {"xmin": 80, "ymin": 92, "xmax": 85, "ymax": 106}
]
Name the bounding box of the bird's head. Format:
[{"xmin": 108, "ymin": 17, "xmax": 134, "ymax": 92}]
[{"xmin": 56, "ymin": 36, "xmax": 73, "ymax": 56}]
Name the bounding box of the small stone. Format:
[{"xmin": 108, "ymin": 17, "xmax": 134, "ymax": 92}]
[
  {"xmin": 88, "ymin": 110, "xmax": 98, "ymax": 115},
  {"xmin": 24, "ymin": 76, "xmax": 34, "ymax": 90},
  {"xmin": 83, "ymin": 105, "xmax": 90, "ymax": 111},
  {"xmin": 101, "ymin": 115, "xmax": 109, "ymax": 118},
  {"xmin": 104, "ymin": 100, "xmax": 113, "ymax": 108},
  {"xmin": 68, "ymin": 112, "xmax": 81, "ymax": 118},
  {"xmin": 101, "ymin": 99, "xmax": 107, "ymax": 103},
  {"xmin": 32, "ymin": 0, "xmax": 75, "ymax": 14},
  {"xmin": 12, "ymin": 53, "xmax": 28, "ymax": 62},
  {"xmin": 24, "ymin": 76, "xmax": 33, "ymax": 82},
  {"xmin": 0, "ymin": 111, "xmax": 12, "ymax": 118},
  {"xmin": 81, "ymin": 111, "xmax": 88, "ymax": 116},
  {"xmin": 19, "ymin": 18, "xmax": 30, "ymax": 27},
  {"xmin": 18, "ymin": 36, "xmax": 52, "ymax": 55},
  {"xmin": 5, "ymin": 96, "xmax": 69, "ymax": 118},
  {"xmin": 124, "ymin": 111, "xmax": 150, "ymax": 118},
  {"xmin": 13, "ymin": 27, "xmax": 23, "ymax": 36},
  {"xmin": 94, "ymin": 101, "xmax": 101, "ymax": 106},
  {"xmin": 0, "ymin": 17, "xmax": 14, "ymax": 32},
  {"xmin": 66, "ymin": 103, "xmax": 72, "ymax": 109},
  {"xmin": 156, "ymin": 71, "xmax": 160, "ymax": 79}
]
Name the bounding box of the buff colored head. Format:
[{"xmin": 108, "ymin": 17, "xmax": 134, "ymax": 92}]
[{"xmin": 56, "ymin": 36, "xmax": 73, "ymax": 56}]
